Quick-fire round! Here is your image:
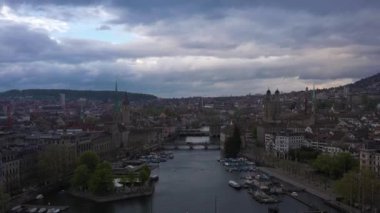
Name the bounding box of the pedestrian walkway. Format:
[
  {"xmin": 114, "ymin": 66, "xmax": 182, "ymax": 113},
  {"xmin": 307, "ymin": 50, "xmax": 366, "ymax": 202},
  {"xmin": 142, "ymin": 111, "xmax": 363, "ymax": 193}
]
[{"xmin": 258, "ymin": 167, "xmax": 360, "ymax": 213}]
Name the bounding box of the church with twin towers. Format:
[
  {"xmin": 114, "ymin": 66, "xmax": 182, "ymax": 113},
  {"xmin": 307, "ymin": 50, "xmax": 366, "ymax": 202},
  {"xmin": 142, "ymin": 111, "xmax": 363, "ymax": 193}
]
[{"xmin": 110, "ymin": 81, "xmax": 162, "ymax": 158}]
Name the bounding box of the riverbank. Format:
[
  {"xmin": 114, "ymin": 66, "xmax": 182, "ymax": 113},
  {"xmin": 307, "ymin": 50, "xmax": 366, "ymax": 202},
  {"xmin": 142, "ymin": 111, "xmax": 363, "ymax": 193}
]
[
  {"xmin": 69, "ymin": 184, "xmax": 154, "ymax": 203},
  {"xmin": 31, "ymin": 150, "xmax": 324, "ymax": 213},
  {"xmin": 258, "ymin": 167, "xmax": 360, "ymax": 213}
]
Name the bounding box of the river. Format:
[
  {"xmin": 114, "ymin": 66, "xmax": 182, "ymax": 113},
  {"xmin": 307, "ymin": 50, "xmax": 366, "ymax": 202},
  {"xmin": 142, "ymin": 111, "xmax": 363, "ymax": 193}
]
[{"xmin": 32, "ymin": 136, "xmax": 338, "ymax": 213}]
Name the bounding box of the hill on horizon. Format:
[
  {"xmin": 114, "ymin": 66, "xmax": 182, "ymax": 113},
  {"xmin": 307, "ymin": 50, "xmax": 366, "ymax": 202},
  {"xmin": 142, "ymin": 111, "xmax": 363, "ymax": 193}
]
[
  {"xmin": 350, "ymin": 72, "xmax": 380, "ymax": 91},
  {"xmin": 0, "ymin": 89, "xmax": 157, "ymax": 102}
]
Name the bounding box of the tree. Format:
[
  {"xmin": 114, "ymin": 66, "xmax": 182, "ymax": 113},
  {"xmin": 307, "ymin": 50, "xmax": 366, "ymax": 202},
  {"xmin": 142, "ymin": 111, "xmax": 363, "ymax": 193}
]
[
  {"xmin": 335, "ymin": 170, "xmax": 359, "ymax": 204},
  {"xmin": 335, "ymin": 169, "xmax": 380, "ymax": 208},
  {"xmin": 224, "ymin": 125, "xmax": 242, "ymax": 158},
  {"xmin": 89, "ymin": 162, "xmax": 114, "ymax": 195},
  {"xmin": 139, "ymin": 165, "xmax": 151, "ymax": 184},
  {"xmin": 289, "ymin": 147, "xmax": 320, "ymax": 163},
  {"xmin": 358, "ymin": 169, "xmax": 380, "ymax": 209},
  {"xmin": 252, "ymin": 127, "xmax": 258, "ymax": 141},
  {"xmin": 126, "ymin": 172, "xmax": 137, "ymax": 186},
  {"xmin": 313, "ymin": 153, "xmax": 358, "ymax": 179},
  {"xmin": 0, "ymin": 187, "xmax": 10, "ymax": 213},
  {"xmin": 334, "ymin": 152, "xmax": 358, "ymax": 175},
  {"xmin": 79, "ymin": 151, "xmax": 100, "ymax": 172},
  {"xmin": 313, "ymin": 154, "xmax": 333, "ymax": 175},
  {"xmin": 38, "ymin": 144, "xmax": 75, "ymax": 183},
  {"xmin": 71, "ymin": 165, "xmax": 90, "ymax": 191}
]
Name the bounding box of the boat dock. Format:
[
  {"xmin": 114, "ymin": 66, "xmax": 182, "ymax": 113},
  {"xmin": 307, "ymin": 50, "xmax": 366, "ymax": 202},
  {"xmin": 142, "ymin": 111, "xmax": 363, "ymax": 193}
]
[{"xmin": 22, "ymin": 204, "xmax": 69, "ymax": 211}]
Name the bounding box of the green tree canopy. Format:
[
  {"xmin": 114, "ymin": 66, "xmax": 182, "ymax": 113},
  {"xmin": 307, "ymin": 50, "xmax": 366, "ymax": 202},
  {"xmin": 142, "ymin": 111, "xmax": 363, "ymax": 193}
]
[
  {"xmin": 224, "ymin": 125, "xmax": 242, "ymax": 158},
  {"xmin": 89, "ymin": 162, "xmax": 114, "ymax": 195},
  {"xmin": 289, "ymin": 147, "xmax": 320, "ymax": 163},
  {"xmin": 0, "ymin": 187, "xmax": 10, "ymax": 213},
  {"xmin": 38, "ymin": 144, "xmax": 75, "ymax": 183},
  {"xmin": 335, "ymin": 169, "xmax": 380, "ymax": 208},
  {"xmin": 139, "ymin": 165, "xmax": 151, "ymax": 184},
  {"xmin": 79, "ymin": 151, "xmax": 100, "ymax": 172},
  {"xmin": 71, "ymin": 165, "xmax": 90, "ymax": 190},
  {"xmin": 126, "ymin": 172, "xmax": 137, "ymax": 184},
  {"xmin": 313, "ymin": 153, "xmax": 358, "ymax": 179}
]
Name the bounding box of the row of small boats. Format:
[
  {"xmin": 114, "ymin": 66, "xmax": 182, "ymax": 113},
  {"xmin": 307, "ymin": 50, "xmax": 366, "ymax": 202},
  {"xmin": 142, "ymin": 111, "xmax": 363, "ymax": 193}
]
[
  {"xmin": 10, "ymin": 206, "xmax": 61, "ymax": 213},
  {"xmin": 223, "ymin": 157, "xmax": 299, "ymax": 205},
  {"xmin": 249, "ymin": 189, "xmax": 280, "ymax": 204},
  {"xmin": 220, "ymin": 158, "xmax": 256, "ymax": 172},
  {"xmin": 139, "ymin": 152, "xmax": 174, "ymax": 164}
]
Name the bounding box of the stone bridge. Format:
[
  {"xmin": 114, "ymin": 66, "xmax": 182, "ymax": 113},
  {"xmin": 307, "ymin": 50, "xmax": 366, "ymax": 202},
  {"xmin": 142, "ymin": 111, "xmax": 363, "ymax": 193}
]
[
  {"xmin": 178, "ymin": 129, "xmax": 209, "ymax": 136},
  {"xmin": 162, "ymin": 141, "xmax": 220, "ymax": 150}
]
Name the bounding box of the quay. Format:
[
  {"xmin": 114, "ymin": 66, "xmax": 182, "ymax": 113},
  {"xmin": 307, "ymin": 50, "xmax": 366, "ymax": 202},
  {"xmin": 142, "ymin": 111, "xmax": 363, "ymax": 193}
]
[
  {"xmin": 258, "ymin": 167, "xmax": 360, "ymax": 213},
  {"xmin": 69, "ymin": 185, "xmax": 154, "ymax": 203},
  {"xmin": 22, "ymin": 204, "xmax": 69, "ymax": 211},
  {"xmin": 286, "ymin": 192, "xmax": 320, "ymax": 211}
]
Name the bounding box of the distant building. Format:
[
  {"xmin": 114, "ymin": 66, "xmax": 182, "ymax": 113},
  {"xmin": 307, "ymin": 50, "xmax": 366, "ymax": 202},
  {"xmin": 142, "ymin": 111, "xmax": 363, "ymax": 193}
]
[
  {"xmin": 1, "ymin": 150, "xmax": 20, "ymax": 195},
  {"xmin": 360, "ymin": 149, "xmax": 380, "ymax": 176},
  {"xmin": 265, "ymin": 131, "xmax": 305, "ymax": 157},
  {"xmin": 60, "ymin": 93, "xmax": 66, "ymax": 109},
  {"xmin": 309, "ymin": 141, "xmax": 344, "ymax": 156}
]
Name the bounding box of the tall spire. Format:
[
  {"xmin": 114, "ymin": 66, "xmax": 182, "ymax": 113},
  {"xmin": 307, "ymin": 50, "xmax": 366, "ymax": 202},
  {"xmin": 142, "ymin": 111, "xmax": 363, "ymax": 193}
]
[
  {"xmin": 114, "ymin": 80, "xmax": 120, "ymax": 112},
  {"xmin": 312, "ymin": 84, "xmax": 316, "ymax": 113}
]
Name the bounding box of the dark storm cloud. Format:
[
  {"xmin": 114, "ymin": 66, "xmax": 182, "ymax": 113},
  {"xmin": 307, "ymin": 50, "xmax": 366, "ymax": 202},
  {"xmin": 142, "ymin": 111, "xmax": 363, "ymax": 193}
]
[
  {"xmin": 8, "ymin": 0, "xmax": 380, "ymax": 19},
  {"xmin": 0, "ymin": 22, "xmax": 60, "ymax": 63},
  {"xmin": 1, "ymin": 0, "xmax": 380, "ymax": 97}
]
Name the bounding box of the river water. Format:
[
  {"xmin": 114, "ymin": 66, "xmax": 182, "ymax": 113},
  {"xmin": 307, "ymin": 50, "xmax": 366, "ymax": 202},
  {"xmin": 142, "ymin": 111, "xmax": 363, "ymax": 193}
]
[{"xmin": 33, "ymin": 136, "xmax": 338, "ymax": 213}]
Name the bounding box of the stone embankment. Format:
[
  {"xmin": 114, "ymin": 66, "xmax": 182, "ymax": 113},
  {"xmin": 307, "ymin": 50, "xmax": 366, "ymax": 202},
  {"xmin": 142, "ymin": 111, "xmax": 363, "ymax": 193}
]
[{"xmin": 69, "ymin": 185, "xmax": 154, "ymax": 203}]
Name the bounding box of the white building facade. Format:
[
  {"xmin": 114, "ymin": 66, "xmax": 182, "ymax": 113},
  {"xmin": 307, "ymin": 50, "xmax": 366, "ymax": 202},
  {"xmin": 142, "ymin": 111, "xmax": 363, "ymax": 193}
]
[{"xmin": 265, "ymin": 132, "xmax": 305, "ymax": 157}]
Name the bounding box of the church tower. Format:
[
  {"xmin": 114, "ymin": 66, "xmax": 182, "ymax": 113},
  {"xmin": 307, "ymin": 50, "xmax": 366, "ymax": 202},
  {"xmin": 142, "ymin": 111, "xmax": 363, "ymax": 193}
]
[
  {"xmin": 113, "ymin": 80, "xmax": 121, "ymax": 123},
  {"xmin": 264, "ymin": 89, "xmax": 281, "ymax": 122},
  {"xmin": 121, "ymin": 92, "xmax": 130, "ymax": 125},
  {"xmin": 273, "ymin": 89, "xmax": 281, "ymax": 120},
  {"xmin": 264, "ymin": 89, "xmax": 272, "ymax": 122},
  {"xmin": 304, "ymin": 87, "xmax": 309, "ymax": 115},
  {"xmin": 312, "ymin": 84, "xmax": 316, "ymax": 114}
]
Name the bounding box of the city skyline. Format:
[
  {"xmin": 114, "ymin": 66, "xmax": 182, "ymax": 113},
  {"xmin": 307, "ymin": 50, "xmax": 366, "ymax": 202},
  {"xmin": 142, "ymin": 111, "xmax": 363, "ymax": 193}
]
[{"xmin": 0, "ymin": 0, "xmax": 379, "ymax": 97}]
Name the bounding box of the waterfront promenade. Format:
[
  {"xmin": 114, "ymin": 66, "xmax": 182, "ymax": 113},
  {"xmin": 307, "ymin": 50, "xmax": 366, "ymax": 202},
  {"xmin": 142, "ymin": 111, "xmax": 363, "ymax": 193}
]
[
  {"xmin": 69, "ymin": 185, "xmax": 154, "ymax": 203},
  {"xmin": 258, "ymin": 167, "xmax": 360, "ymax": 213}
]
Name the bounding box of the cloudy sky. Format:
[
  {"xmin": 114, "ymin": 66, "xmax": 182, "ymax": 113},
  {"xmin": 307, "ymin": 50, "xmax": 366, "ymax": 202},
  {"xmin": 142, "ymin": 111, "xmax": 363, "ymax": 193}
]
[{"xmin": 0, "ymin": 0, "xmax": 379, "ymax": 97}]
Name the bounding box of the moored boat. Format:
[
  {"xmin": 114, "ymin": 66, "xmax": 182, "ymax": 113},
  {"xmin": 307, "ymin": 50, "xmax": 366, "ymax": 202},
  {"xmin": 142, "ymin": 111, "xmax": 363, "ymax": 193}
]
[
  {"xmin": 38, "ymin": 208, "xmax": 47, "ymax": 213},
  {"xmin": 36, "ymin": 194, "xmax": 44, "ymax": 200},
  {"xmin": 228, "ymin": 180, "xmax": 241, "ymax": 189},
  {"xmin": 250, "ymin": 189, "xmax": 280, "ymax": 204},
  {"xmin": 28, "ymin": 207, "xmax": 38, "ymax": 213},
  {"xmin": 10, "ymin": 205, "xmax": 22, "ymax": 212},
  {"xmin": 150, "ymin": 174, "xmax": 159, "ymax": 181}
]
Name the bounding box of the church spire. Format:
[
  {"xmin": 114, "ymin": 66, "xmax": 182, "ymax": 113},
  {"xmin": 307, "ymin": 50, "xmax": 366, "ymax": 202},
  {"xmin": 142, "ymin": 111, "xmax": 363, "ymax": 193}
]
[
  {"xmin": 312, "ymin": 84, "xmax": 316, "ymax": 113},
  {"xmin": 114, "ymin": 80, "xmax": 120, "ymax": 112}
]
